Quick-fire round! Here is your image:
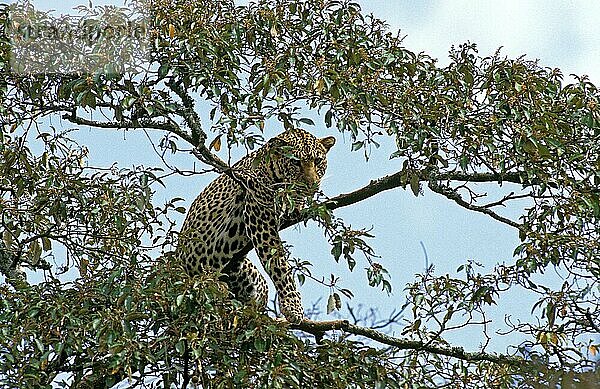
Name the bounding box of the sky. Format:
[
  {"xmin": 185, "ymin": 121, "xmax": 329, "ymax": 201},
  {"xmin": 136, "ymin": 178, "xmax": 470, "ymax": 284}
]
[{"xmin": 10, "ymin": 0, "xmax": 600, "ymax": 358}]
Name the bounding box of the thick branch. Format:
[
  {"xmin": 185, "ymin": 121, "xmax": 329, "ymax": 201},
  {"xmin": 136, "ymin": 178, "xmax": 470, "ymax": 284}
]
[
  {"xmin": 327, "ymin": 170, "xmax": 523, "ymax": 210},
  {"xmin": 281, "ymin": 170, "xmax": 525, "ymax": 230},
  {"xmin": 291, "ymin": 319, "xmax": 523, "ymax": 366},
  {"xmin": 191, "ymin": 146, "xmax": 228, "ymax": 172},
  {"xmin": 62, "ymin": 112, "xmax": 194, "ymax": 144}
]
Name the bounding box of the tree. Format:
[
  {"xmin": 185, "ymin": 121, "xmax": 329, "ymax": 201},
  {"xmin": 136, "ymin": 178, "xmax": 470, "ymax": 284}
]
[{"xmin": 1, "ymin": 0, "xmax": 599, "ymax": 387}]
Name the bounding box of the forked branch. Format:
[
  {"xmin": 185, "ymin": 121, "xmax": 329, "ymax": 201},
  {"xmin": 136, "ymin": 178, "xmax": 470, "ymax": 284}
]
[{"xmin": 290, "ymin": 319, "xmax": 524, "ymax": 366}]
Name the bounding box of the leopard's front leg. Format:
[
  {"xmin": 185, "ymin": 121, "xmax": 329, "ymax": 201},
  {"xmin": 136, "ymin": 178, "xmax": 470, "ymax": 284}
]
[{"xmin": 244, "ymin": 202, "xmax": 304, "ymax": 323}]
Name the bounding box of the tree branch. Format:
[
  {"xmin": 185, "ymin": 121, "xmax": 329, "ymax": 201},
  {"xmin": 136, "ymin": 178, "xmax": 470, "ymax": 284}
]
[
  {"xmin": 164, "ymin": 79, "xmax": 230, "ymax": 171},
  {"xmin": 281, "ymin": 170, "xmax": 525, "ymax": 230},
  {"xmin": 62, "ymin": 103, "xmax": 526, "ymax": 231},
  {"xmin": 62, "ymin": 112, "xmax": 194, "ymax": 144},
  {"xmin": 290, "ymin": 319, "xmax": 524, "ymax": 366},
  {"xmin": 427, "ymin": 180, "xmax": 522, "ymax": 230},
  {"xmin": 191, "ymin": 146, "xmax": 229, "ymax": 172},
  {"xmin": 62, "ymin": 111, "xmax": 229, "ymax": 171},
  {"xmin": 327, "ymin": 170, "xmax": 523, "ymax": 211}
]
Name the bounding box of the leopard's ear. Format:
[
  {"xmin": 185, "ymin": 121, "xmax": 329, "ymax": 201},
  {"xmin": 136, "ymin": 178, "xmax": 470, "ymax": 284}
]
[{"xmin": 319, "ymin": 136, "xmax": 336, "ymax": 153}]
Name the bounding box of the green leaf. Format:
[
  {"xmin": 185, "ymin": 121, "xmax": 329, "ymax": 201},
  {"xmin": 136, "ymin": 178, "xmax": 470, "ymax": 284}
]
[
  {"xmin": 29, "ymin": 240, "xmax": 42, "ymax": 264},
  {"xmin": 254, "ymin": 337, "xmax": 267, "ymax": 352},
  {"xmin": 297, "ymin": 273, "xmax": 305, "ymax": 286},
  {"xmin": 2, "ymin": 230, "xmax": 13, "ymax": 250},
  {"xmin": 330, "ymin": 83, "xmax": 340, "ymax": 99},
  {"xmin": 158, "ymin": 63, "xmax": 169, "ymax": 78},
  {"xmin": 346, "ymin": 256, "xmax": 356, "ymax": 271},
  {"xmin": 121, "ymin": 96, "xmax": 137, "ymax": 110},
  {"xmin": 515, "ymin": 82, "xmax": 523, "ymax": 92},
  {"xmin": 41, "ymin": 237, "xmax": 52, "ymax": 251},
  {"xmin": 333, "ymin": 292, "xmax": 341, "ymax": 311},
  {"xmin": 299, "ymin": 117, "xmax": 315, "ymax": 126},
  {"xmin": 325, "ymin": 110, "xmax": 333, "ymax": 128},
  {"xmin": 522, "ymin": 138, "xmax": 537, "ymax": 154},
  {"xmin": 175, "ymin": 340, "xmax": 185, "ymax": 355},
  {"xmin": 413, "ymin": 318, "xmax": 421, "ymax": 330},
  {"xmin": 326, "ymin": 294, "xmax": 336, "ymax": 314},
  {"xmin": 546, "ymin": 301, "xmax": 556, "ymax": 327},
  {"xmin": 331, "ymin": 240, "xmax": 342, "ymax": 262},
  {"xmin": 414, "ymin": 293, "xmax": 424, "ymax": 307},
  {"xmin": 410, "ymin": 174, "xmax": 420, "ymax": 196},
  {"xmin": 459, "ymin": 155, "xmax": 469, "ymax": 171},
  {"xmin": 35, "ymin": 337, "xmax": 44, "ymax": 353},
  {"xmin": 351, "ymin": 141, "xmax": 364, "ymax": 151}
]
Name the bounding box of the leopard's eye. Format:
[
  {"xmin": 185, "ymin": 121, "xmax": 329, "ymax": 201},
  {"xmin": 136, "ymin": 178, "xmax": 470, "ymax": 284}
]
[
  {"xmin": 292, "ymin": 158, "xmax": 302, "ymax": 166},
  {"xmin": 314, "ymin": 158, "xmax": 323, "ymax": 165}
]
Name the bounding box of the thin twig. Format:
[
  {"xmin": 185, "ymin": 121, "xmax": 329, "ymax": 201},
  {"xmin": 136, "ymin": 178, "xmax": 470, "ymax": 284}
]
[{"xmin": 427, "ymin": 180, "xmax": 522, "ymax": 230}]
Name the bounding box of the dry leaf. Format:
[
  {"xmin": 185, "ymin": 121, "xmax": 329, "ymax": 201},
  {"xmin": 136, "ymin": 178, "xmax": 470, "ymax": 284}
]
[{"xmin": 209, "ymin": 135, "xmax": 222, "ymax": 151}]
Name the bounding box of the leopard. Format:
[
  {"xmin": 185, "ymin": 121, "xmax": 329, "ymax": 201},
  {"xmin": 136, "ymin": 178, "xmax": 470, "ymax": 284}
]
[{"xmin": 177, "ymin": 128, "xmax": 336, "ymax": 323}]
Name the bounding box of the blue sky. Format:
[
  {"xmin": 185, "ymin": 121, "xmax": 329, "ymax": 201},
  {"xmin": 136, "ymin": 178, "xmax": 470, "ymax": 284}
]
[{"xmin": 14, "ymin": 0, "xmax": 600, "ymax": 354}]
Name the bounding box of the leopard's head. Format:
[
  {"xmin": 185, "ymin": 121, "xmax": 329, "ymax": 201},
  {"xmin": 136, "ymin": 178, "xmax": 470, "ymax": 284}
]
[{"xmin": 263, "ymin": 128, "xmax": 335, "ymax": 192}]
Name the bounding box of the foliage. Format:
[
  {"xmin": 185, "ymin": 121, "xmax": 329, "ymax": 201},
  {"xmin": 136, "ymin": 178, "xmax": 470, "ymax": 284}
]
[
  {"xmin": 0, "ymin": 256, "xmax": 405, "ymax": 388},
  {"xmin": 1, "ymin": 0, "xmax": 599, "ymax": 387}
]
